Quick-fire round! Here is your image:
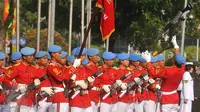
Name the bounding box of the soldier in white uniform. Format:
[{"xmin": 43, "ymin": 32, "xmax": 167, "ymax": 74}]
[{"xmin": 180, "ymin": 64, "xmax": 194, "ymax": 112}]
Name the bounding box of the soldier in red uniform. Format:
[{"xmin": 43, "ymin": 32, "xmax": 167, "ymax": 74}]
[
  {"xmin": 66, "ymin": 56, "xmax": 75, "ymax": 67},
  {"xmin": 0, "ymin": 51, "xmax": 10, "ymax": 112},
  {"xmin": 141, "ymin": 36, "xmax": 185, "ymax": 112},
  {"xmin": 34, "ymin": 51, "xmax": 54, "ymax": 112},
  {"xmin": 116, "ymin": 53, "xmax": 135, "ymax": 112},
  {"xmin": 9, "ymin": 52, "xmax": 22, "ymax": 112},
  {"xmin": 47, "ymin": 45, "xmax": 69, "ymax": 112},
  {"xmin": 11, "ymin": 52, "xmax": 22, "ymax": 65},
  {"xmin": 99, "ymin": 51, "xmax": 119, "ymax": 112},
  {"xmin": 86, "ymin": 48, "xmax": 100, "ymax": 112},
  {"xmin": 60, "ymin": 51, "xmax": 67, "ymax": 66},
  {"xmin": 4, "ymin": 47, "xmax": 41, "ymax": 112},
  {"xmin": 69, "ymin": 47, "xmax": 93, "ymax": 112},
  {"xmin": 129, "ymin": 54, "xmax": 150, "ymax": 112}
]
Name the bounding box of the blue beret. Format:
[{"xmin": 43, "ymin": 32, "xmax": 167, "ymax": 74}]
[
  {"xmin": 157, "ymin": 55, "xmax": 165, "ymax": 61},
  {"xmin": 117, "ymin": 53, "xmax": 130, "ymax": 60},
  {"xmin": 61, "ymin": 51, "xmax": 68, "ymax": 58},
  {"xmin": 139, "ymin": 57, "xmax": 146, "ymax": 63},
  {"xmin": 0, "ymin": 52, "xmax": 6, "ymax": 60},
  {"xmin": 130, "ymin": 54, "xmax": 140, "ymax": 62},
  {"xmin": 11, "ymin": 52, "xmax": 22, "ymax": 61},
  {"xmin": 82, "ymin": 58, "xmax": 89, "ymax": 65},
  {"xmin": 21, "ymin": 47, "xmax": 35, "ymax": 56},
  {"xmin": 66, "ymin": 56, "xmax": 75, "ymax": 64},
  {"xmin": 175, "ymin": 53, "xmax": 185, "ymax": 64},
  {"xmin": 86, "ymin": 48, "xmax": 99, "ymax": 56},
  {"xmin": 47, "ymin": 53, "xmax": 51, "ymax": 60},
  {"xmin": 102, "ymin": 52, "xmax": 116, "ymax": 60},
  {"xmin": 72, "ymin": 47, "xmax": 87, "ymax": 56},
  {"xmin": 35, "ymin": 51, "xmax": 48, "ymax": 58},
  {"xmin": 151, "ymin": 56, "xmax": 158, "ymax": 63},
  {"xmin": 48, "ymin": 45, "xmax": 62, "ymax": 53}
]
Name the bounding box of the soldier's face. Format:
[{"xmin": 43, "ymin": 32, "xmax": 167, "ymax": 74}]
[
  {"xmin": 152, "ymin": 62, "xmax": 159, "ymax": 68},
  {"xmin": 23, "ymin": 55, "xmax": 34, "ymax": 64},
  {"xmin": 132, "ymin": 61, "xmax": 140, "ymax": 67},
  {"xmin": 105, "ymin": 59, "xmax": 114, "ymax": 67},
  {"xmin": 60, "ymin": 58, "xmax": 66, "ymax": 66},
  {"xmin": 0, "ymin": 59, "xmax": 4, "ymax": 67},
  {"xmin": 121, "ymin": 59, "xmax": 129, "ymax": 67},
  {"xmin": 158, "ymin": 61, "xmax": 164, "ymax": 67},
  {"xmin": 52, "ymin": 52, "xmax": 61, "ymax": 62},
  {"xmin": 141, "ymin": 62, "xmax": 147, "ymax": 68},
  {"xmin": 89, "ymin": 55, "xmax": 99, "ymax": 64},
  {"xmin": 37, "ymin": 56, "xmax": 48, "ymax": 67},
  {"xmin": 80, "ymin": 55, "xmax": 86, "ymax": 62},
  {"xmin": 13, "ymin": 59, "xmax": 22, "ymax": 65}
]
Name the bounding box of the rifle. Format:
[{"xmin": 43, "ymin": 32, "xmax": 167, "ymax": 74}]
[
  {"xmin": 100, "ymin": 72, "xmax": 131, "ymax": 100},
  {"xmin": 68, "ymin": 70, "xmax": 104, "ymax": 99},
  {"xmin": 7, "ymin": 75, "xmax": 47, "ymax": 102},
  {"xmin": 117, "ymin": 74, "xmax": 146, "ymax": 98},
  {"xmin": 157, "ymin": 3, "xmax": 193, "ymax": 55}
]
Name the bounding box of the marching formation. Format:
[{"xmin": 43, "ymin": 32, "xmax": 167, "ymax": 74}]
[{"xmin": 0, "ymin": 36, "xmax": 191, "ymax": 112}]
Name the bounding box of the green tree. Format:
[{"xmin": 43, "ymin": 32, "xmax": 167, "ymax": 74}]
[{"xmin": 185, "ymin": 45, "xmax": 200, "ymax": 61}]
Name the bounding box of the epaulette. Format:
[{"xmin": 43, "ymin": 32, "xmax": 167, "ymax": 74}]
[
  {"xmin": 127, "ymin": 67, "xmax": 132, "ymax": 71},
  {"xmin": 49, "ymin": 63, "xmax": 55, "ymax": 66},
  {"xmin": 13, "ymin": 63, "xmax": 20, "ymax": 67},
  {"xmin": 87, "ymin": 63, "xmax": 91, "ymax": 66},
  {"xmin": 32, "ymin": 65, "xmax": 39, "ymax": 69},
  {"xmin": 3, "ymin": 66, "xmax": 10, "ymax": 70}
]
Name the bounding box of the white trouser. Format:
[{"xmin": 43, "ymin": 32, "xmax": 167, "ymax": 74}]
[
  {"xmin": 147, "ymin": 100, "xmax": 156, "ymax": 112},
  {"xmin": 10, "ymin": 102, "xmax": 17, "ymax": 112},
  {"xmin": 50, "ymin": 103, "xmax": 69, "ymax": 112},
  {"xmin": 36, "ymin": 102, "xmax": 52, "ymax": 112},
  {"xmin": 15, "ymin": 105, "xmax": 35, "ymax": 112},
  {"xmin": 155, "ymin": 102, "xmax": 161, "ymax": 112},
  {"xmin": 117, "ymin": 102, "xmax": 135, "ymax": 112},
  {"xmin": 91, "ymin": 101, "xmax": 99, "ymax": 112},
  {"xmin": 0, "ymin": 104, "xmax": 10, "ymax": 112},
  {"xmin": 71, "ymin": 106, "xmax": 93, "ymax": 112},
  {"xmin": 179, "ymin": 99, "xmax": 192, "ymax": 112},
  {"xmin": 135, "ymin": 100, "xmax": 150, "ymax": 112},
  {"xmin": 161, "ymin": 104, "xmax": 179, "ymax": 112},
  {"xmin": 100, "ymin": 102, "xmax": 117, "ymax": 112}
]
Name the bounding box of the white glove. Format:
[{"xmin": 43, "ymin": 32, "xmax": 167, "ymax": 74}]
[
  {"xmin": 141, "ymin": 51, "xmax": 151, "ymax": 62},
  {"xmin": 181, "ymin": 10, "xmax": 190, "ymax": 18},
  {"xmin": 121, "ymin": 83, "xmax": 127, "ymax": 90},
  {"xmin": 75, "ymin": 80, "xmax": 88, "ymax": 89},
  {"xmin": 116, "ymin": 80, "xmax": 122, "ymax": 86},
  {"xmin": 17, "ymin": 84, "xmax": 27, "ymax": 93},
  {"xmin": 171, "ymin": 35, "xmax": 179, "ymax": 49},
  {"xmin": 87, "ymin": 76, "xmax": 95, "ymax": 83},
  {"xmin": 71, "ymin": 74, "xmax": 76, "ymax": 81},
  {"xmin": 41, "ymin": 87, "xmax": 54, "ymax": 96},
  {"xmin": 34, "ymin": 79, "xmax": 41, "ymax": 86},
  {"xmin": 73, "ymin": 59, "xmax": 81, "ymax": 68},
  {"xmin": 102, "ymin": 85, "xmax": 111, "ymax": 93},
  {"xmin": 0, "ymin": 85, "xmax": 2, "ymax": 90},
  {"xmin": 156, "ymin": 84, "xmax": 161, "ymax": 90}
]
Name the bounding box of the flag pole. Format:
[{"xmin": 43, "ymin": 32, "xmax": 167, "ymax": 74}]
[
  {"xmin": 78, "ymin": 1, "xmax": 98, "ymax": 58},
  {"xmin": 68, "ymin": 0, "xmax": 73, "ymax": 56},
  {"xmin": 106, "ymin": 38, "xmax": 109, "ymax": 51}
]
